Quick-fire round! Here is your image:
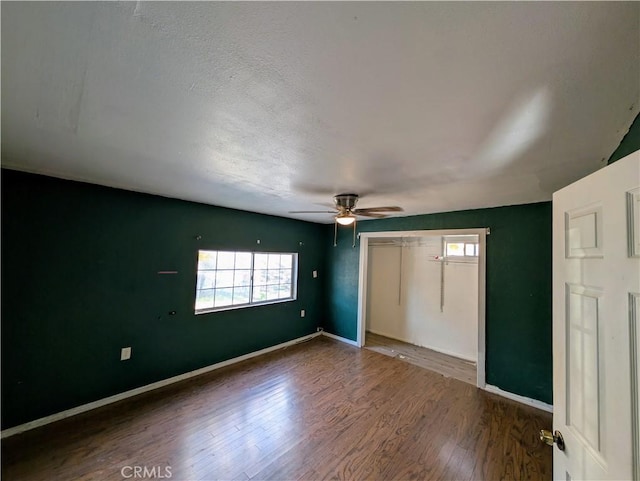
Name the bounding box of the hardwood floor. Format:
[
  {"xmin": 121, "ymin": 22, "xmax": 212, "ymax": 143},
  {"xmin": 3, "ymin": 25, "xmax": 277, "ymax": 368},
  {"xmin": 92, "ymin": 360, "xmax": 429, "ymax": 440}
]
[
  {"xmin": 2, "ymin": 337, "xmax": 552, "ymax": 481},
  {"xmin": 364, "ymin": 332, "xmax": 477, "ymax": 385}
]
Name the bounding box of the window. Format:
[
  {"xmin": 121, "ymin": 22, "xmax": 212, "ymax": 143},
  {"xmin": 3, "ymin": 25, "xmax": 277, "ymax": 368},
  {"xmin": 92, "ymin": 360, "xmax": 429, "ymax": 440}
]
[
  {"xmin": 464, "ymin": 243, "xmax": 477, "ymax": 256},
  {"xmin": 444, "ymin": 240, "xmax": 479, "ymax": 258},
  {"xmin": 194, "ymin": 250, "xmax": 298, "ymax": 314}
]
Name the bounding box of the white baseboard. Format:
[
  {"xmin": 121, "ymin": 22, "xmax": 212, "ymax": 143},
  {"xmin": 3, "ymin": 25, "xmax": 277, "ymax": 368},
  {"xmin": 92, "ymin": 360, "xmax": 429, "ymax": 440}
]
[
  {"xmin": 2, "ymin": 332, "xmax": 551, "ymax": 439},
  {"xmin": 484, "ymin": 384, "xmax": 553, "ymax": 413},
  {"xmin": 1, "ymin": 332, "xmax": 321, "ymax": 439},
  {"xmin": 322, "ymin": 331, "xmax": 359, "ymax": 347}
]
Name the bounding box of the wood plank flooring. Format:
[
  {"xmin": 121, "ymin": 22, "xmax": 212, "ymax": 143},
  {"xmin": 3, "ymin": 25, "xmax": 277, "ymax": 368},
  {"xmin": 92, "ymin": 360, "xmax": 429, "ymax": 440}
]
[
  {"xmin": 1, "ymin": 337, "xmax": 552, "ymax": 481},
  {"xmin": 365, "ymin": 332, "xmax": 477, "ymax": 385}
]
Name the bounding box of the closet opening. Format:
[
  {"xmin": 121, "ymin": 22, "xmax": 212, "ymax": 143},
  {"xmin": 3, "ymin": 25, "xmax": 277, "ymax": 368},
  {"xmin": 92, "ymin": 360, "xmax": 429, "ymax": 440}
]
[{"xmin": 356, "ymin": 229, "xmax": 487, "ymax": 388}]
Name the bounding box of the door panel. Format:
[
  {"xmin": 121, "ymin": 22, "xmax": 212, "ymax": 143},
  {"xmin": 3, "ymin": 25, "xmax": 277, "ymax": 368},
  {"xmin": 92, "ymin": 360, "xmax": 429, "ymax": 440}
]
[
  {"xmin": 553, "ymin": 151, "xmax": 639, "ymax": 480},
  {"xmin": 628, "ymin": 189, "xmax": 640, "ymax": 257},
  {"xmin": 566, "ymin": 284, "xmax": 602, "ymax": 455},
  {"xmin": 631, "ymin": 292, "xmax": 640, "ymax": 480},
  {"xmin": 565, "ymin": 205, "xmax": 603, "ymax": 258}
]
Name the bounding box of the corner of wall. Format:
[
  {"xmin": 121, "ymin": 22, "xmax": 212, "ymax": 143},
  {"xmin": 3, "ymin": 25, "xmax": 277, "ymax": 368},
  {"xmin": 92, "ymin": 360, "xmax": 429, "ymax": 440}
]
[{"xmin": 609, "ymin": 111, "xmax": 640, "ymax": 164}]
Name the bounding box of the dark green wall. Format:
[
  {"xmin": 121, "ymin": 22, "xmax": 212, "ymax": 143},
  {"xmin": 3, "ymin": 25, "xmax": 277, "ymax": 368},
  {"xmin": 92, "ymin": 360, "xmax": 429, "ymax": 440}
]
[
  {"xmin": 3, "ymin": 108, "xmax": 638, "ymax": 428},
  {"xmin": 324, "ymin": 202, "xmax": 553, "ymax": 404},
  {"xmin": 609, "ymin": 112, "xmax": 640, "ymax": 164},
  {"xmin": 1, "ymin": 169, "xmax": 326, "ymax": 428}
]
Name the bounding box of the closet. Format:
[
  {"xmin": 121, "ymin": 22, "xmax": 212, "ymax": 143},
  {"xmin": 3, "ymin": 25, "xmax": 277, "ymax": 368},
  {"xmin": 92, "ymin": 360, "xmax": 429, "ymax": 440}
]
[{"xmin": 366, "ymin": 234, "xmax": 479, "ymax": 361}]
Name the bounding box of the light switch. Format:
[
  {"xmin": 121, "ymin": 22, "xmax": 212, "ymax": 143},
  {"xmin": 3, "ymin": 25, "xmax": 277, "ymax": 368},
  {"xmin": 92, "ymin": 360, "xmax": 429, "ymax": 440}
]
[{"xmin": 300, "ymin": 310, "xmax": 305, "ymax": 317}]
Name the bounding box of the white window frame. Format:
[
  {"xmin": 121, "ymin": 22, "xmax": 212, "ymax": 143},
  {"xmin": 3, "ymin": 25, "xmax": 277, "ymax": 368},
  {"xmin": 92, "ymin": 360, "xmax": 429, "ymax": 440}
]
[{"xmin": 194, "ymin": 250, "xmax": 298, "ymax": 314}]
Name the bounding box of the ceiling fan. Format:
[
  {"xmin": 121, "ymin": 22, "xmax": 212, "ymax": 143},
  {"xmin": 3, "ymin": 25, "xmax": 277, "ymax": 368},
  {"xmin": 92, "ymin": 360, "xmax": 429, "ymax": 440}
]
[{"xmin": 290, "ymin": 194, "xmax": 403, "ymax": 247}]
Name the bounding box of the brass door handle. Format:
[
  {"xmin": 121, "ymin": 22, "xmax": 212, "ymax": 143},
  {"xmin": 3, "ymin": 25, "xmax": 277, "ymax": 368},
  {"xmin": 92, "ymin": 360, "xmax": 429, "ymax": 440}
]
[{"xmin": 540, "ymin": 429, "xmax": 565, "ymax": 451}]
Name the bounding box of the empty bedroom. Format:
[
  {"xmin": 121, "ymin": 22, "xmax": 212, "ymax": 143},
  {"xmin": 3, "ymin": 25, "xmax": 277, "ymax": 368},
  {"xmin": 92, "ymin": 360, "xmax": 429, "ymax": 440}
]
[{"xmin": 2, "ymin": 2, "xmax": 639, "ymax": 481}]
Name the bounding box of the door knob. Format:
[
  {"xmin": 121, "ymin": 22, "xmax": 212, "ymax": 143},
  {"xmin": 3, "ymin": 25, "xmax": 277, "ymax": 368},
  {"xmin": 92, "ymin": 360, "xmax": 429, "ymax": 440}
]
[{"xmin": 540, "ymin": 429, "xmax": 565, "ymax": 451}]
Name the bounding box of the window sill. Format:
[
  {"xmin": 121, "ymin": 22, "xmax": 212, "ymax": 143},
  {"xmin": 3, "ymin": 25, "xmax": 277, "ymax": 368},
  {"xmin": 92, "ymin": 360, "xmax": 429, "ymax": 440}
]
[{"xmin": 195, "ymin": 297, "xmax": 297, "ymax": 315}]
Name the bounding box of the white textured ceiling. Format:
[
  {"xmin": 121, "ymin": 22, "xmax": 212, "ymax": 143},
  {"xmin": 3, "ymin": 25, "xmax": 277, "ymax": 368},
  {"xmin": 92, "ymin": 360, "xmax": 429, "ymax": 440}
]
[{"xmin": 2, "ymin": 2, "xmax": 639, "ymax": 223}]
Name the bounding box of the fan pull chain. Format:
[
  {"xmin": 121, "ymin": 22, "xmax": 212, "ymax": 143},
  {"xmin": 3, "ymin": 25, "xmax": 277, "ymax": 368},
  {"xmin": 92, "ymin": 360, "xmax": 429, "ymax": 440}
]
[
  {"xmin": 352, "ymin": 219, "xmax": 357, "ymax": 248},
  {"xmin": 333, "ymin": 220, "xmax": 338, "ymax": 247},
  {"xmin": 398, "ymin": 245, "xmax": 403, "ymax": 305}
]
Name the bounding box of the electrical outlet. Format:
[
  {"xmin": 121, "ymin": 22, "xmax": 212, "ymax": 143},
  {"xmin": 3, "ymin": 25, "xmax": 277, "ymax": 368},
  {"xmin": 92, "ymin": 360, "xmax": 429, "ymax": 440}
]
[
  {"xmin": 120, "ymin": 347, "xmax": 131, "ymax": 361},
  {"xmin": 300, "ymin": 310, "xmax": 305, "ymax": 317},
  {"xmin": 312, "ymin": 270, "xmax": 318, "ymax": 278}
]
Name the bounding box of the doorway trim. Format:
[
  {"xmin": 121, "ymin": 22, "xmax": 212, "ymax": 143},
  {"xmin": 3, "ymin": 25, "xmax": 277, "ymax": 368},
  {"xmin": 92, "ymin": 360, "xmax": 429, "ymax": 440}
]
[{"xmin": 357, "ymin": 228, "xmax": 488, "ymax": 388}]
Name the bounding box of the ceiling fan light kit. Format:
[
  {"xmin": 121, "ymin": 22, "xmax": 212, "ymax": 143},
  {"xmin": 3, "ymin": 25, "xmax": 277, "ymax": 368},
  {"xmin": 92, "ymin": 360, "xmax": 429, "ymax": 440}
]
[
  {"xmin": 289, "ymin": 193, "xmax": 403, "ymax": 247},
  {"xmin": 336, "ymin": 214, "xmax": 356, "ymax": 226}
]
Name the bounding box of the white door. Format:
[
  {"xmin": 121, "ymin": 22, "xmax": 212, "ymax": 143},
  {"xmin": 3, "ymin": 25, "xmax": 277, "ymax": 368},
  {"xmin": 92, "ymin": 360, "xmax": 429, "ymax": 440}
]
[{"xmin": 552, "ymin": 151, "xmax": 640, "ymax": 480}]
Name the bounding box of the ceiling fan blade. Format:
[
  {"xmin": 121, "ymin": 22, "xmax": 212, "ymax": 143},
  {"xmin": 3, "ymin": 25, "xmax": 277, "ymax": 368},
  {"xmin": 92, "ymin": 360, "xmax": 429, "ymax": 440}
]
[
  {"xmin": 288, "ymin": 210, "xmax": 337, "ymax": 214},
  {"xmin": 353, "ymin": 206, "xmax": 403, "ymax": 214},
  {"xmin": 355, "ymin": 212, "xmax": 388, "ymax": 218}
]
